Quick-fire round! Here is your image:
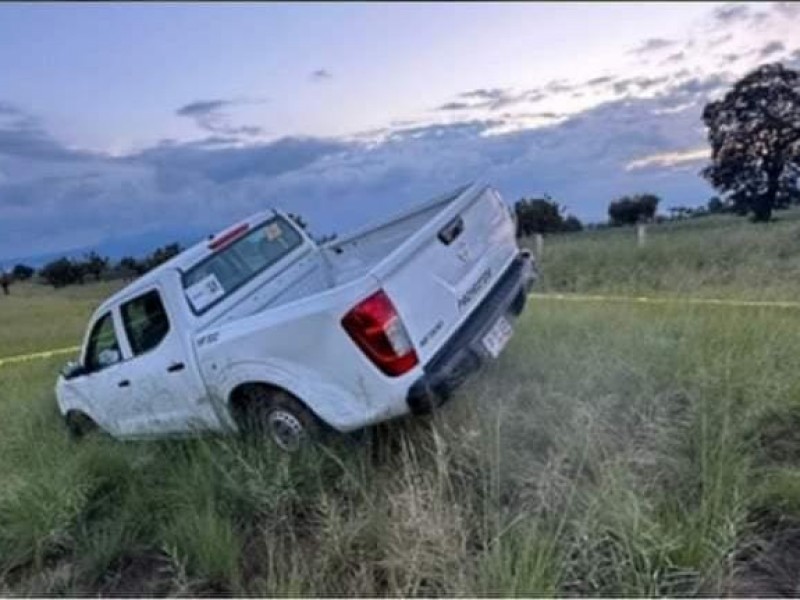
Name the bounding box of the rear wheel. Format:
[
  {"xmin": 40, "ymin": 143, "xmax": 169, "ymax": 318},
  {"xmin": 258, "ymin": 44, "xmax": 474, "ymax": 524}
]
[{"xmin": 234, "ymin": 386, "xmax": 321, "ymax": 452}]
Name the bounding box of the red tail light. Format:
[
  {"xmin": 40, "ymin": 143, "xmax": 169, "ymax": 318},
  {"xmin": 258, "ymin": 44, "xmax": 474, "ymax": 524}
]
[{"xmin": 341, "ymin": 290, "xmax": 418, "ymax": 376}]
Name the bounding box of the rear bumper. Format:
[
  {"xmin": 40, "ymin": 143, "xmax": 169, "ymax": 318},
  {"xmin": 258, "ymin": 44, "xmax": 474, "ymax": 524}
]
[{"xmin": 406, "ymin": 250, "xmax": 536, "ymax": 413}]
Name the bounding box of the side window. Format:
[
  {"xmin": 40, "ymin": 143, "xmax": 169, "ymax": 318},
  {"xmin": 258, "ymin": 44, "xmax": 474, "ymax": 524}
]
[
  {"xmin": 85, "ymin": 313, "xmax": 121, "ymax": 372},
  {"xmin": 121, "ymin": 290, "xmax": 171, "ymax": 356}
]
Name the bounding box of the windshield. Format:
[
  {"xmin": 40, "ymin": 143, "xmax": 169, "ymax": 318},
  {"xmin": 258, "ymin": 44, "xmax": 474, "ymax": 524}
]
[{"xmin": 182, "ymin": 215, "xmax": 303, "ymax": 314}]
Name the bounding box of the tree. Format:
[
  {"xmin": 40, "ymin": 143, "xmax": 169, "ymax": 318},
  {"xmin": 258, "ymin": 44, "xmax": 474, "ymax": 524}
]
[
  {"xmin": 40, "ymin": 258, "xmax": 81, "ymax": 288},
  {"xmin": 287, "ymin": 213, "xmax": 308, "ymax": 231},
  {"xmin": 514, "ymin": 196, "xmax": 583, "ymax": 236},
  {"xmin": 707, "ymin": 196, "xmax": 725, "ymax": 214},
  {"xmin": 11, "ymin": 264, "xmax": 34, "ymax": 280},
  {"xmin": 119, "ymin": 256, "xmax": 146, "ymax": 278},
  {"xmin": 82, "ymin": 251, "xmax": 109, "ymax": 281},
  {"xmin": 608, "ymin": 194, "xmax": 661, "ymax": 226},
  {"xmin": 562, "ymin": 215, "xmax": 584, "ymax": 233},
  {"xmin": 702, "ymin": 63, "xmax": 800, "ymax": 222},
  {"xmin": 146, "ymin": 243, "xmax": 182, "ymax": 271}
]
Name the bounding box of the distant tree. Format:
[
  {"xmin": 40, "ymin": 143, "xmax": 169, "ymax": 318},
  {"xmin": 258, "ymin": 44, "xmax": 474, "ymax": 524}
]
[
  {"xmin": 11, "ymin": 264, "xmax": 34, "ymax": 280},
  {"xmin": 146, "ymin": 243, "xmax": 182, "ymax": 271},
  {"xmin": 287, "ymin": 213, "xmax": 308, "ymax": 231},
  {"xmin": 707, "ymin": 196, "xmax": 726, "ymax": 214},
  {"xmin": 119, "ymin": 256, "xmax": 146, "ymax": 278},
  {"xmin": 40, "ymin": 258, "xmax": 81, "ymax": 288},
  {"xmin": 0, "ymin": 271, "xmax": 10, "ymax": 295},
  {"xmin": 608, "ymin": 193, "xmax": 661, "ymax": 226},
  {"xmin": 514, "ymin": 196, "xmax": 583, "ymax": 236},
  {"xmin": 562, "ymin": 215, "xmax": 584, "ymax": 233},
  {"xmin": 82, "ymin": 251, "xmax": 109, "ymax": 281},
  {"xmin": 702, "ymin": 62, "xmax": 800, "ymax": 222},
  {"xmin": 637, "ymin": 193, "xmax": 660, "ymax": 221}
]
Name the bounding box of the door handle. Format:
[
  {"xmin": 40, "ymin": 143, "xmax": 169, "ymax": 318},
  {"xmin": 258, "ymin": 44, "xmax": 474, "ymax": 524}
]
[
  {"xmin": 167, "ymin": 362, "xmax": 185, "ymax": 373},
  {"xmin": 118, "ymin": 379, "xmax": 130, "ymax": 388}
]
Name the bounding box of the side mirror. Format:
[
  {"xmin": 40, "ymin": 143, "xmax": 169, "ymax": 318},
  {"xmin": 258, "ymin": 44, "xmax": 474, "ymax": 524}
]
[{"xmin": 60, "ymin": 360, "xmax": 87, "ymax": 380}]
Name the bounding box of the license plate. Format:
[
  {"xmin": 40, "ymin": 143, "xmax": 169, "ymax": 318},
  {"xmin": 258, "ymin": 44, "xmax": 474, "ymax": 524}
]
[{"xmin": 482, "ymin": 316, "xmax": 513, "ymax": 358}]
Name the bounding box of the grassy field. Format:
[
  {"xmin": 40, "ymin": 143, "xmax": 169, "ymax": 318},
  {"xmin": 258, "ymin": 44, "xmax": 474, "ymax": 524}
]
[
  {"xmin": 2, "ymin": 216, "xmax": 800, "ymax": 595},
  {"xmin": 530, "ymin": 210, "xmax": 800, "ymax": 300}
]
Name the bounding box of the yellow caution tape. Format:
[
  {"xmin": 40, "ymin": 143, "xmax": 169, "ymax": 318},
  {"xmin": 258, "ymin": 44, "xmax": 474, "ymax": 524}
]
[
  {"xmin": 2, "ymin": 292, "xmax": 798, "ymax": 369},
  {"xmin": 0, "ymin": 345, "xmax": 80, "ymax": 369},
  {"xmin": 529, "ymin": 292, "xmax": 800, "ymax": 309}
]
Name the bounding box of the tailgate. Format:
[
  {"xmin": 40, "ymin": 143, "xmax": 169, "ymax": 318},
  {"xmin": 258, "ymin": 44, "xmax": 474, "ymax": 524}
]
[{"xmin": 374, "ymin": 185, "xmax": 519, "ymax": 364}]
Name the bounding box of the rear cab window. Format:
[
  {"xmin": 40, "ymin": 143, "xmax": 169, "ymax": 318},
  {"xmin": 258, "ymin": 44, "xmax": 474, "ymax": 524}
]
[{"xmin": 182, "ymin": 215, "xmax": 303, "ymax": 314}]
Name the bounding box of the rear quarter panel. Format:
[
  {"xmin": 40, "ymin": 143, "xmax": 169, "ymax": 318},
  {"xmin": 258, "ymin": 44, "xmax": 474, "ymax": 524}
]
[{"xmin": 195, "ymin": 274, "xmax": 421, "ymax": 431}]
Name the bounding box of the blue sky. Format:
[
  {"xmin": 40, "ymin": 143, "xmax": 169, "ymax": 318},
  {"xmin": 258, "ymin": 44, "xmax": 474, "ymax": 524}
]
[{"xmin": 1, "ymin": 2, "xmax": 799, "ymax": 264}]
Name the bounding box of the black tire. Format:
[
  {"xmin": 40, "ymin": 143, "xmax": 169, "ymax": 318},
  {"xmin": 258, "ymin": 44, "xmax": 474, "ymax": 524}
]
[
  {"xmin": 65, "ymin": 411, "xmax": 98, "ymax": 440},
  {"xmin": 234, "ymin": 386, "xmax": 321, "ymax": 452}
]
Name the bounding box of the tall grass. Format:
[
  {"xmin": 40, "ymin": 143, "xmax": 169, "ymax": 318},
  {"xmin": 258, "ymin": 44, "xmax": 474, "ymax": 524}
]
[
  {"xmin": 2, "ymin": 297, "xmax": 799, "ymax": 595},
  {"xmin": 3, "ymin": 217, "xmax": 800, "ymax": 594}
]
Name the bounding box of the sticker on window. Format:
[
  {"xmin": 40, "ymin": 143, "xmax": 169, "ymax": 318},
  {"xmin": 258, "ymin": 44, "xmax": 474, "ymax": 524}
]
[
  {"xmin": 185, "ymin": 273, "xmax": 225, "ymax": 311},
  {"xmin": 265, "ymin": 223, "xmax": 283, "ymax": 241}
]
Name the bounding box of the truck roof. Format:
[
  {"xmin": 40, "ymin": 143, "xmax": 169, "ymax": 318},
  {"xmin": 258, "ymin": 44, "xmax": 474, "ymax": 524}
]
[{"xmin": 96, "ymin": 208, "xmax": 278, "ymax": 313}]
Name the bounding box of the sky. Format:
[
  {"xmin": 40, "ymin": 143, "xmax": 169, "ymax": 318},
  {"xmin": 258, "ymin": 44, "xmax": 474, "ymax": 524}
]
[{"xmin": 1, "ymin": 2, "xmax": 800, "ymax": 264}]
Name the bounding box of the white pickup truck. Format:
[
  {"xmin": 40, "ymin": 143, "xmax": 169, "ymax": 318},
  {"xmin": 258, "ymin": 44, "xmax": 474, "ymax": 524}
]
[{"xmin": 56, "ymin": 183, "xmax": 536, "ymax": 451}]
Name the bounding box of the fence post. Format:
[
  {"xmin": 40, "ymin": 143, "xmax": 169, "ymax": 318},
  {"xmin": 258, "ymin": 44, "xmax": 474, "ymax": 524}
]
[
  {"xmin": 534, "ymin": 233, "xmax": 544, "ymax": 258},
  {"xmin": 637, "ymin": 224, "xmax": 647, "ymax": 248}
]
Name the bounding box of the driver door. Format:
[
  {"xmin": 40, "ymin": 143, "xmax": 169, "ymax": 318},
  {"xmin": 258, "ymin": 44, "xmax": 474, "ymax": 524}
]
[{"xmin": 76, "ymin": 310, "xmax": 131, "ymax": 436}]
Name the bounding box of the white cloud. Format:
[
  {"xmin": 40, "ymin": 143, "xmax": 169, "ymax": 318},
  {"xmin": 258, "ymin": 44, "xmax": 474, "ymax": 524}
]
[{"xmin": 625, "ymin": 148, "xmax": 709, "ymax": 171}]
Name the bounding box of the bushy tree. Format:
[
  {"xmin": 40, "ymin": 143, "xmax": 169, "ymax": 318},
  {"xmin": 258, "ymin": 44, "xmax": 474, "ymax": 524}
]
[
  {"xmin": 514, "ymin": 196, "xmax": 583, "ymax": 236},
  {"xmin": 287, "ymin": 212, "xmax": 308, "ymax": 231},
  {"xmin": 146, "ymin": 243, "xmax": 182, "ymax": 271},
  {"xmin": 82, "ymin": 251, "xmax": 109, "ymax": 281},
  {"xmin": 11, "ymin": 264, "xmax": 34, "ymax": 280},
  {"xmin": 40, "ymin": 258, "xmax": 81, "ymax": 288},
  {"xmin": 702, "ymin": 63, "xmax": 800, "ymax": 222},
  {"xmin": 562, "ymin": 215, "xmax": 584, "ymax": 233},
  {"xmin": 608, "ymin": 194, "xmax": 661, "ymax": 226}
]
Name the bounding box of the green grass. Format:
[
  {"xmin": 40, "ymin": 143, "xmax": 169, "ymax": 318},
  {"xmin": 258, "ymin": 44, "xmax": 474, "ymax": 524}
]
[
  {"xmin": 0, "ymin": 281, "xmax": 122, "ymax": 359},
  {"xmin": 529, "ymin": 210, "xmax": 800, "ymax": 300},
  {"xmin": 2, "ymin": 216, "xmax": 800, "ymax": 594}
]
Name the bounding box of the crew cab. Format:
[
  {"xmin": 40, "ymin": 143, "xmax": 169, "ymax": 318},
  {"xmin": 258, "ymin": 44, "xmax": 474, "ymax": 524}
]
[{"xmin": 56, "ymin": 183, "xmax": 537, "ymax": 451}]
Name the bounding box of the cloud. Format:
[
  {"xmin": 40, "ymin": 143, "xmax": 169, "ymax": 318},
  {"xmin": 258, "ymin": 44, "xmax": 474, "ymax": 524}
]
[
  {"xmin": 773, "ymin": 2, "xmax": 800, "ymax": 19},
  {"xmin": 587, "ymin": 76, "xmax": 614, "ymax": 86},
  {"xmin": 664, "ymin": 52, "xmax": 685, "ymax": 64},
  {"xmin": 438, "ymin": 101, "xmax": 471, "ymax": 111},
  {"xmin": 630, "ymin": 37, "xmax": 676, "ymax": 54},
  {"xmin": 444, "ymin": 87, "xmax": 535, "ymax": 111},
  {"xmin": 667, "ymin": 73, "xmax": 730, "ymax": 98},
  {"xmin": 310, "ymin": 68, "xmax": 332, "ymax": 81},
  {"xmin": 0, "ymin": 101, "xmax": 95, "ymax": 163},
  {"xmin": 175, "ymin": 98, "xmax": 265, "ymax": 137},
  {"xmin": 1, "ymin": 89, "xmax": 720, "ymax": 263},
  {"xmin": 708, "ymin": 33, "xmax": 733, "ymax": 48},
  {"xmin": 176, "ymin": 100, "xmax": 230, "ymax": 117},
  {"xmin": 625, "ymin": 148, "xmax": 708, "ymax": 171},
  {"xmin": 713, "ymin": 3, "xmax": 750, "ymax": 24},
  {"xmin": 759, "ymin": 40, "xmax": 786, "ymax": 57},
  {"xmin": 459, "ymin": 88, "xmax": 507, "ymax": 101},
  {"xmin": 611, "ymin": 75, "xmax": 669, "ymax": 95}
]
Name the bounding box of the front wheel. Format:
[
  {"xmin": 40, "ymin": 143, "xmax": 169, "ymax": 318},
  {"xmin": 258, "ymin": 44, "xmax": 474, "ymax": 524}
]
[{"xmin": 65, "ymin": 411, "xmax": 99, "ymax": 440}]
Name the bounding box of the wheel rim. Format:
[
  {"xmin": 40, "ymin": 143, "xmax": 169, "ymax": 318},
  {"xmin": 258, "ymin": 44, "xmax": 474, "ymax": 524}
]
[{"xmin": 267, "ymin": 409, "xmax": 305, "ymax": 452}]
